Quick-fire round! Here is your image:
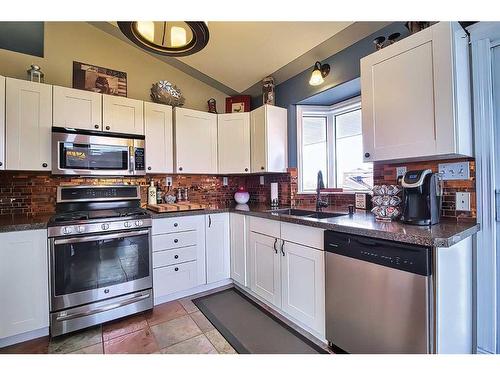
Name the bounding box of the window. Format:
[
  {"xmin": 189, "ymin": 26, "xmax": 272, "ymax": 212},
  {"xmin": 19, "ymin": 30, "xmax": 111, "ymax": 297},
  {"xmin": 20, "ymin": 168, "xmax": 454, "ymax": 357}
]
[{"xmin": 297, "ymin": 97, "xmax": 373, "ymax": 193}]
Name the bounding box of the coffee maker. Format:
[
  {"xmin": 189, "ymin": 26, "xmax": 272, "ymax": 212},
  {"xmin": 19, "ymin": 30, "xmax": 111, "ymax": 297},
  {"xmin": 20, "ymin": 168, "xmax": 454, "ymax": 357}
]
[{"xmin": 400, "ymin": 169, "xmax": 441, "ymax": 226}]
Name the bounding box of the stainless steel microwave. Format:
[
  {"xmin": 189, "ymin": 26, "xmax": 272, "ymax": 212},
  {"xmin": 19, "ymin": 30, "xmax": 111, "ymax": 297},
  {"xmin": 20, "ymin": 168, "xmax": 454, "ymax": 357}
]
[{"xmin": 52, "ymin": 127, "xmax": 145, "ymax": 176}]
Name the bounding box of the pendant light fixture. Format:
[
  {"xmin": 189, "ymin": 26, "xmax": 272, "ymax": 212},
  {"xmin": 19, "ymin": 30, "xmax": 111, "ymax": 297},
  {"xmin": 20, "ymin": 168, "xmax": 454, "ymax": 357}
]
[
  {"xmin": 118, "ymin": 21, "xmax": 209, "ymax": 57},
  {"xmin": 309, "ymin": 61, "xmax": 330, "ymax": 86}
]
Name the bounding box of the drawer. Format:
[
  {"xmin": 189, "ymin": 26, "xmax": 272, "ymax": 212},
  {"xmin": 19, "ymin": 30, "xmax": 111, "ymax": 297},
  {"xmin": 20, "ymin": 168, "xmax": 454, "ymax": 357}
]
[
  {"xmin": 281, "ymin": 222, "xmax": 324, "ymax": 250},
  {"xmin": 152, "ymin": 215, "xmax": 203, "ymax": 235},
  {"xmin": 152, "ymin": 231, "xmax": 197, "ymax": 252},
  {"xmin": 249, "ymin": 216, "xmax": 280, "ymax": 238},
  {"xmin": 153, "ymin": 246, "xmax": 197, "ymax": 268},
  {"xmin": 153, "ymin": 261, "xmax": 198, "ymax": 297}
]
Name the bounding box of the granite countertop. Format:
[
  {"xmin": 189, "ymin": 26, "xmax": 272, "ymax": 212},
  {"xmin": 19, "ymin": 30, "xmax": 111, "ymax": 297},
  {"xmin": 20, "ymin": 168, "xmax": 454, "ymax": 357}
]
[{"xmin": 0, "ymin": 205, "xmax": 479, "ymax": 248}]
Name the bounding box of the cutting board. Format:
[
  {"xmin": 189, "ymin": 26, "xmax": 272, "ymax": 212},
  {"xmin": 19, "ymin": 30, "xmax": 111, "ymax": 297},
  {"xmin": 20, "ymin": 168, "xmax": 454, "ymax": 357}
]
[{"xmin": 147, "ymin": 202, "xmax": 208, "ymax": 212}]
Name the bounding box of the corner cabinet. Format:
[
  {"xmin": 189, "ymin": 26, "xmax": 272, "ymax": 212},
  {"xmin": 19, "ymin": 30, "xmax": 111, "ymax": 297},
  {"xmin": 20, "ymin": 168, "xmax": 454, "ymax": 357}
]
[
  {"xmin": 145, "ymin": 102, "xmax": 173, "ymax": 174},
  {"xmin": 0, "ymin": 76, "xmax": 5, "ymax": 170},
  {"xmin": 361, "ymin": 22, "xmax": 472, "ymax": 162},
  {"xmin": 218, "ymin": 112, "xmax": 251, "ymax": 174},
  {"xmin": 205, "ymin": 213, "xmax": 230, "ymax": 283},
  {"xmin": 53, "ymin": 86, "xmax": 102, "ymax": 131},
  {"xmin": 174, "ymin": 108, "xmax": 218, "ymax": 174},
  {"xmin": 250, "ymin": 104, "xmax": 288, "ymax": 173},
  {"xmin": 102, "ymin": 95, "xmax": 144, "ymax": 135},
  {"xmin": 5, "ymin": 78, "xmax": 52, "ymax": 171},
  {"xmin": 0, "ymin": 230, "xmax": 49, "ymax": 339}
]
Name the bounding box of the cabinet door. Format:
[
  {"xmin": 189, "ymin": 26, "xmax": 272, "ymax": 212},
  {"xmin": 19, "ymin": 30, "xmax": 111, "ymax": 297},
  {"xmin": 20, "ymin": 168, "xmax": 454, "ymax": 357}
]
[
  {"xmin": 53, "ymin": 86, "xmax": 102, "ymax": 131},
  {"xmin": 249, "ymin": 231, "xmax": 281, "ymax": 308},
  {"xmin": 174, "ymin": 108, "xmax": 217, "ymax": 174},
  {"xmin": 250, "ymin": 106, "xmax": 267, "ymax": 173},
  {"xmin": 265, "ymin": 105, "xmax": 288, "ymax": 173},
  {"xmin": 102, "ymin": 95, "xmax": 144, "ymax": 135},
  {"xmin": 230, "ymin": 213, "xmax": 247, "ymax": 286},
  {"xmin": 0, "ymin": 230, "xmax": 49, "ymax": 339},
  {"xmin": 281, "ymin": 241, "xmax": 325, "ymax": 336},
  {"xmin": 218, "ymin": 113, "xmax": 250, "ymax": 174},
  {"xmin": 0, "ymin": 76, "xmax": 5, "ymax": 170},
  {"xmin": 145, "ymin": 102, "xmax": 173, "ymax": 173},
  {"xmin": 5, "ymin": 78, "xmax": 52, "ymax": 171},
  {"xmin": 205, "ymin": 213, "xmax": 230, "ymax": 284}
]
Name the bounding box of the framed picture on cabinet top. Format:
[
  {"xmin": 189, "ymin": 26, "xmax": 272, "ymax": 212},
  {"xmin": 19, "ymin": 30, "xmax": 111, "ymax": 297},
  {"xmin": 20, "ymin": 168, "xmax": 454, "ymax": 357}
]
[
  {"xmin": 225, "ymin": 95, "xmax": 251, "ymax": 113},
  {"xmin": 72, "ymin": 61, "xmax": 127, "ymax": 97}
]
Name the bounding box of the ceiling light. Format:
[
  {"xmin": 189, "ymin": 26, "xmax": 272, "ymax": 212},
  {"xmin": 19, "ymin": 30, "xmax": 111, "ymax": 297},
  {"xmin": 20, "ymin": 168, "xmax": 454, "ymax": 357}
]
[
  {"xmin": 118, "ymin": 21, "xmax": 209, "ymax": 57},
  {"xmin": 309, "ymin": 61, "xmax": 330, "ymax": 86}
]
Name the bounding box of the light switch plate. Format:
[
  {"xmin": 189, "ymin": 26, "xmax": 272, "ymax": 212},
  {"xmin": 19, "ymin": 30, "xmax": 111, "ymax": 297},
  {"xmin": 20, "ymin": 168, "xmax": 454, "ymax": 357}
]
[
  {"xmin": 165, "ymin": 177, "xmax": 172, "ymax": 186},
  {"xmin": 260, "ymin": 176, "xmax": 265, "ymax": 185},
  {"xmin": 396, "ymin": 166, "xmax": 407, "ymax": 178},
  {"xmin": 456, "ymin": 192, "xmax": 471, "ymax": 211},
  {"xmin": 438, "ymin": 162, "xmax": 470, "ymax": 180},
  {"xmin": 222, "ymin": 177, "xmax": 228, "ymax": 186}
]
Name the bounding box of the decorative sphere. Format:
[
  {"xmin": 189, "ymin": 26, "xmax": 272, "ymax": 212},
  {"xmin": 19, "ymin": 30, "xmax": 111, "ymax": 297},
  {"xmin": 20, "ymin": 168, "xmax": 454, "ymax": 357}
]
[{"xmin": 234, "ymin": 186, "xmax": 250, "ymax": 204}]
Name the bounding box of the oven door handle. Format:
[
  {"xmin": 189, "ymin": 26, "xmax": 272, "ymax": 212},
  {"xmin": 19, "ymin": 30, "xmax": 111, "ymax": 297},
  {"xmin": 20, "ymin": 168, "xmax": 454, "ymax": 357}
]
[
  {"xmin": 55, "ymin": 293, "xmax": 151, "ymax": 322},
  {"xmin": 53, "ymin": 229, "xmax": 150, "ymax": 245}
]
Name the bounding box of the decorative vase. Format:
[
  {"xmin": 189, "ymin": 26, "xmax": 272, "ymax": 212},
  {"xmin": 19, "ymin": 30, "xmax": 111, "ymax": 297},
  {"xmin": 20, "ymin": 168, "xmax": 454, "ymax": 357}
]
[{"xmin": 234, "ymin": 186, "xmax": 250, "ymax": 204}]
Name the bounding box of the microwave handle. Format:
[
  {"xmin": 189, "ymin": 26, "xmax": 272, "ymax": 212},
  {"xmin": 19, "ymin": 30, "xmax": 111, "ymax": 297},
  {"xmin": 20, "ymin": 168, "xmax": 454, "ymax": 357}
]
[{"xmin": 129, "ymin": 146, "xmax": 135, "ymax": 173}]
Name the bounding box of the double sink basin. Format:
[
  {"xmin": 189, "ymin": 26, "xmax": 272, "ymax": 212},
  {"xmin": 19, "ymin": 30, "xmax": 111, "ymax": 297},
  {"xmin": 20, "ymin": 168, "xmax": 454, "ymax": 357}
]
[{"xmin": 268, "ymin": 208, "xmax": 346, "ymax": 220}]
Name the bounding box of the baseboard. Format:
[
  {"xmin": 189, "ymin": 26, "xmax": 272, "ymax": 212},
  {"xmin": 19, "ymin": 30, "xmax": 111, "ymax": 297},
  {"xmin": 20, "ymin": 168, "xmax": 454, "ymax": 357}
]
[
  {"xmin": 154, "ymin": 279, "xmax": 233, "ymax": 306},
  {"xmin": 0, "ymin": 327, "xmax": 49, "ymax": 348}
]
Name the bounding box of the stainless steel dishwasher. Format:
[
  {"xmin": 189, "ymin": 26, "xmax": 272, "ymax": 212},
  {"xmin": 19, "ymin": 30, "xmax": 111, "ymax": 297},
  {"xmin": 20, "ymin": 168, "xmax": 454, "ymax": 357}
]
[{"xmin": 324, "ymin": 231, "xmax": 433, "ymax": 354}]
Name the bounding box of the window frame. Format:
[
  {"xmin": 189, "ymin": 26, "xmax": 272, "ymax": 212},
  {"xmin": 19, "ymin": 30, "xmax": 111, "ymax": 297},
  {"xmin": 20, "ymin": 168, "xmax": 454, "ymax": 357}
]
[{"xmin": 296, "ymin": 96, "xmax": 365, "ymax": 194}]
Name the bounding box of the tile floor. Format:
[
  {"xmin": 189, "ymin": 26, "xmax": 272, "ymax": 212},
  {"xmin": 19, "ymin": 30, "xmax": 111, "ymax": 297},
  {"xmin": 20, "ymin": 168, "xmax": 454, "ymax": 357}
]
[{"xmin": 0, "ymin": 294, "xmax": 236, "ymax": 355}]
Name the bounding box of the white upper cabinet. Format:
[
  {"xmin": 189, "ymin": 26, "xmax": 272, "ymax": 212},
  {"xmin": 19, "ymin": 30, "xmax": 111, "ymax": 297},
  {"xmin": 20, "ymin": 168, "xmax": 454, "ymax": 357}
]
[
  {"xmin": 53, "ymin": 86, "xmax": 102, "ymax": 131},
  {"xmin": 361, "ymin": 22, "xmax": 472, "ymax": 162},
  {"xmin": 5, "ymin": 78, "xmax": 52, "ymax": 171},
  {"xmin": 205, "ymin": 213, "xmax": 230, "ymax": 284},
  {"xmin": 250, "ymin": 104, "xmax": 288, "ymax": 173},
  {"xmin": 218, "ymin": 112, "xmax": 251, "ymax": 174},
  {"xmin": 102, "ymin": 95, "xmax": 144, "ymax": 135},
  {"xmin": 174, "ymin": 107, "xmax": 218, "ymax": 174},
  {"xmin": 145, "ymin": 102, "xmax": 173, "ymax": 174},
  {"xmin": 0, "ymin": 76, "xmax": 5, "ymax": 170}
]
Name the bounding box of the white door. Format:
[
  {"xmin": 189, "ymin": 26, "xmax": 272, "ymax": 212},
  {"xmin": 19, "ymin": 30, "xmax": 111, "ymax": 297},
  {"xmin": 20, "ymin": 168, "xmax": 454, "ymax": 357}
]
[
  {"xmin": 145, "ymin": 102, "xmax": 173, "ymax": 174},
  {"xmin": 0, "ymin": 230, "xmax": 49, "ymax": 339},
  {"xmin": 230, "ymin": 213, "xmax": 247, "ymax": 286},
  {"xmin": 205, "ymin": 213, "xmax": 230, "ymax": 283},
  {"xmin": 0, "ymin": 76, "xmax": 5, "ymax": 170},
  {"xmin": 53, "ymin": 86, "xmax": 102, "ymax": 131},
  {"xmin": 174, "ymin": 108, "xmax": 218, "ymax": 174},
  {"xmin": 249, "ymin": 231, "xmax": 281, "ymax": 308},
  {"xmin": 218, "ymin": 113, "xmax": 251, "ymax": 174},
  {"xmin": 5, "ymin": 78, "xmax": 52, "ymax": 171},
  {"xmin": 102, "ymin": 95, "xmax": 144, "ymax": 135},
  {"xmin": 250, "ymin": 106, "xmax": 267, "ymax": 173},
  {"xmin": 280, "ymin": 241, "xmax": 325, "ymax": 336}
]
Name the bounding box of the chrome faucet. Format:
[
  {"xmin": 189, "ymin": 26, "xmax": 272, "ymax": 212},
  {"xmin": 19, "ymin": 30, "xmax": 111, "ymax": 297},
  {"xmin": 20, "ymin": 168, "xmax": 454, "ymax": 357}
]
[{"xmin": 316, "ymin": 170, "xmax": 328, "ymax": 212}]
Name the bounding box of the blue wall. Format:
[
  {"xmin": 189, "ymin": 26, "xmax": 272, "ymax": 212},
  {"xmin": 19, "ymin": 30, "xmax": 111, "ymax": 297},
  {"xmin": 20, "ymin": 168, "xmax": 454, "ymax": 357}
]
[
  {"xmin": 0, "ymin": 22, "xmax": 44, "ymax": 57},
  {"xmin": 276, "ymin": 22, "xmax": 409, "ymax": 167}
]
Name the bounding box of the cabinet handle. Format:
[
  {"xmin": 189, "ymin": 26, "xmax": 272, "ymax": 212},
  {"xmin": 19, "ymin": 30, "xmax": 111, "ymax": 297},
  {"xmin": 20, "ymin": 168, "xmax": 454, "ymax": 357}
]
[
  {"xmin": 94, "ymin": 124, "xmax": 99, "ymax": 129},
  {"xmin": 179, "ymin": 167, "xmax": 183, "ymax": 171},
  {"xmin": 173, "ymin": 223, "xmax": 178, "ymax": 227},
  {"xmin": 280, "ymin": 240, "xmax": 285, "ymax": 256},
  {"xmin": 208, "ymin": 215, "xmax": 212, "ymax": 228},
  {"xmin": 174, "ymin": 255, "xmax": 179, "ymax": 259},
  {"xmin": 0, "ymin": 162, "xmax": 3, "ymax": 167},
  {"xmin": 174, "ymin": 239, "xmax": 178, "ymax": 243},
  {"xmin": 364, "ymin": 152, "xmax": 370, "ymax": 158},
  {"xmin": 273, "ymin": 238, "xmax": 278, "ymax": 254},
  {"xmin": 42, "ymin": 163, "xmax": 48, "ymax": 168},
  {"xmin": 148, "ymin": 166, "xmax": 152, "ymax": 171},
  {"xmin": 175, "ymin": 267, "xmax": 179, "ymax": 271},
  {"xmin": 106, "ymin": 126, "xmax": 110, "ymax": 130},
  {"xmin": 260, "ymin": 166, "xmax": 265, "ymax": 170},
  {"xmin": 245, "ymin": 168, "xmax": 248, "ymax": 172}
]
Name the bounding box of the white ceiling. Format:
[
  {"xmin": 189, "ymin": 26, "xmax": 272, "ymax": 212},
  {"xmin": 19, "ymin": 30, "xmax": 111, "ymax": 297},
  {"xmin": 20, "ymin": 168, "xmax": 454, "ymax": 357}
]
[{"xmin": 177, "ymin": 22, "xmax": 352, "ymax": 92}]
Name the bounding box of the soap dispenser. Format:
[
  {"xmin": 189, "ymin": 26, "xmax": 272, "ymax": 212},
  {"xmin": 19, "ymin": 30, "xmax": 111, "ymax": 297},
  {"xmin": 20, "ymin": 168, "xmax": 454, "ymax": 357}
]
[{"xmin": 148, "ymin": 180, "xmax": 157, "ymax": 205}]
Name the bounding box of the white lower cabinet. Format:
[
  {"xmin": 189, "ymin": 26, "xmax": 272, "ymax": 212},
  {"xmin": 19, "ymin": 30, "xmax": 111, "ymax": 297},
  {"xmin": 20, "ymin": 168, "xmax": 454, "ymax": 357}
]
[
  {"xmin": 281, "ymin": 241, "xmax": 325, "ymax": 336},
  {"xmin": 249, "ymin": 231, "xmax": 282, "ymax": 308},
  {"xmin": 229, "ymin": 213, "xmax": 247, "ymax": 286},
  {"xmin": 205, "ymin": 213, "xmax": 230, "ymax": 284},
  {"xmin": 0, "ymin": 230, "xmax": 49, "ymax": 339},
  {"xmin": 153, "ymin": 261, "xmax": 199, "ymax": 297}
]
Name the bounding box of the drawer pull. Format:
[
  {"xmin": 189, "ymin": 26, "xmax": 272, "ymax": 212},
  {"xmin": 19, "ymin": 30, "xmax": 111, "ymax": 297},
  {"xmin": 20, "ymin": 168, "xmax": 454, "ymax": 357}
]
[
  {"xmin": 174, "ymin": 255, "xmax": 179, "ymax": 259},
  {"xmin": 174, "ymin": 239, "xmax": 179, "ymax": 243},
  {"xmin": 173, "ymin": 223, "xmax": 178, "ymax": 227},
  {"xmin": 175, "ymin": 267, "xmax": 179, "ymax": 271}
]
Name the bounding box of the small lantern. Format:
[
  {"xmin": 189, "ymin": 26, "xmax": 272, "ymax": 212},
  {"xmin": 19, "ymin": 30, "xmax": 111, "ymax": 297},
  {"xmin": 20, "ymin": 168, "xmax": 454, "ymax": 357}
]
[{"xmin": 27, "ymin": 64, "xmax": 44, "ymax": 83}]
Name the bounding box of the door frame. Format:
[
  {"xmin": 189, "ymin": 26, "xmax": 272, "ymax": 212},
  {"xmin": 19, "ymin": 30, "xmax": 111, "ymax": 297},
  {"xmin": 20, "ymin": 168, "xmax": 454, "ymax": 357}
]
[{"xmin": 469, "ymin": 21, "xmax": 500, "ymax": 354}]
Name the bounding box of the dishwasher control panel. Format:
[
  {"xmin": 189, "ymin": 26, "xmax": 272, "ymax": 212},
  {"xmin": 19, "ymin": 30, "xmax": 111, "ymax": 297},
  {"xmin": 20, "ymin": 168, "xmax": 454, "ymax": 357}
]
[{"xmin": 324, "ymin": 231, "xmax": 431, "ymax": 276}]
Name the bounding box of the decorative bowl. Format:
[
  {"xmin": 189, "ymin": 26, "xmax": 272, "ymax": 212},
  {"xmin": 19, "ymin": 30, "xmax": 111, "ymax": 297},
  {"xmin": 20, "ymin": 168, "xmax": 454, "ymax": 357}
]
[{"xmin": 150, "ymin": 81, "xmax": 185, "ymax": 107}]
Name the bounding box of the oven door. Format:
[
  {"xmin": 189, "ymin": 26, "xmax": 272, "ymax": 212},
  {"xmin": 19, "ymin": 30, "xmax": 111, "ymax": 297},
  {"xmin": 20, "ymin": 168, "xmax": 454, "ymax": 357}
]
[
  {"xmin": 52, "ymin": 131, "xmax": 138, "ymax": 176},
  {"xmin": 49, "ymin": 229, "xmax": 152, "ymax": 311}
]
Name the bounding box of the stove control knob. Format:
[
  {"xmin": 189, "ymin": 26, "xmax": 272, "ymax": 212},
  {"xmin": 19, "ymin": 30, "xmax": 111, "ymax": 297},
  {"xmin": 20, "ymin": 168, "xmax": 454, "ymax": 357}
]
[
  {"xmin": 63, "ymin": 226, "xmax": 73, "ymax": 234},
  {"xmin": 135, "ymin": 220, "xmax": 143, "ymax": 227},
  {"xmin": 124, "ymin": 222, "xmax": 132, "ymax": 228},
  {"xmin": 101, "ymin": 223, "xmax": 110, "ymax": 230},
  {"xmin": 76, "ymin": 226, "xmax": 85, "ymax": 233}
]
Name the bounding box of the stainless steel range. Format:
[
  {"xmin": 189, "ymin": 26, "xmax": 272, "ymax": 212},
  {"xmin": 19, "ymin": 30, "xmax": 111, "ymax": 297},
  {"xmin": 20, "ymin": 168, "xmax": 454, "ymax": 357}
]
[{"xmin": 47, "ymin": 185, "xmax": 153, "ymax": 337}]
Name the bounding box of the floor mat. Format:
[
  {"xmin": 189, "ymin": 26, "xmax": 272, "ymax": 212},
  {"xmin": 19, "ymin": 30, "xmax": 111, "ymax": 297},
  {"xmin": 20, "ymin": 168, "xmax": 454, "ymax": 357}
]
[{"xmin": 192, "ymin": 288, "xmax": 327, "ymax": 354}]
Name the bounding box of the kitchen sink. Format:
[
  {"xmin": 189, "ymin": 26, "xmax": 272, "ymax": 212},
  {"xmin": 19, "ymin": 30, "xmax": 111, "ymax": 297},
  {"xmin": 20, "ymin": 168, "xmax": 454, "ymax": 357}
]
[{"xmin": 269, "ymin": 208, "xmax": 346, "ymax": 219}]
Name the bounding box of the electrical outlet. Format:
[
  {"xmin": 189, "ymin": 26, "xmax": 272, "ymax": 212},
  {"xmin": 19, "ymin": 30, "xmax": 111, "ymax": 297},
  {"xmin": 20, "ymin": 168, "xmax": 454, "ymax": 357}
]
[
  {"xmin": 260, "ymin": 176, "xmax": 265, "ymax": 185},
  {"xmin": 396, "ymin": 166, "xmax": 407, "ymax": 178},
  {"xmin": 438, "ymin": 162, "xmax": 470, "ymax": 180},
  {"xmin": 165, "ymin": 177, "xmax": 172, "ymax": 186},
  {"xmin": 223, "ymin": 177, "xmax": 228, "ymax": 186},
  {"xmin": 456, "ymin": 192, "xmax": 471, "ymax": 211}
]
